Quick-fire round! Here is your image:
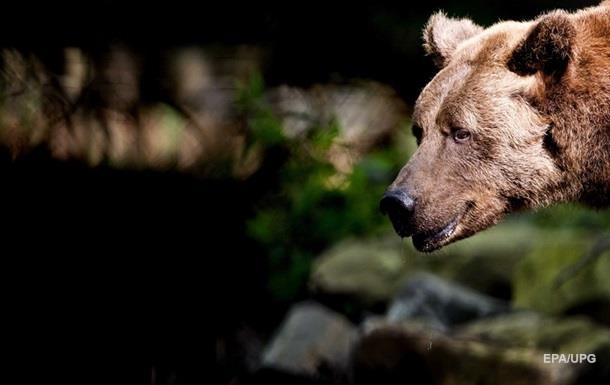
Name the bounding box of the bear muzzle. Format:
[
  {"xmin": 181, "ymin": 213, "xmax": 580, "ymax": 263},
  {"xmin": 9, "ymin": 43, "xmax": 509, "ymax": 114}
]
[{"xmin": 381, "ymin": 189, "xmax": 473, "ymax": 252}]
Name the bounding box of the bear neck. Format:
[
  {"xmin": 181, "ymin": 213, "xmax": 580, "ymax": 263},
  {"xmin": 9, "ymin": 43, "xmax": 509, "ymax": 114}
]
[{"xmin": 543, "ymin": 6, "xmax": 610, "ymax": 207}]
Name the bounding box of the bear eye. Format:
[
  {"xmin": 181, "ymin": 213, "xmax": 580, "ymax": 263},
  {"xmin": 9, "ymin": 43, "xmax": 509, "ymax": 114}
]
[{"xmin": 453, "ymin": 128, "xmax": 471, "ymax": 143}]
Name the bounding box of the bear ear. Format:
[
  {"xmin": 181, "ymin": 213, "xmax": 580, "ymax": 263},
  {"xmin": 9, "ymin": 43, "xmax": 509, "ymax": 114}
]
[
  {"xmin": 507, "ymin": 11, "xmax": 576, "ymax": 80},
  {"xmin": 423, "ymin": 12, "xmax": 484, "ymax": 68}
]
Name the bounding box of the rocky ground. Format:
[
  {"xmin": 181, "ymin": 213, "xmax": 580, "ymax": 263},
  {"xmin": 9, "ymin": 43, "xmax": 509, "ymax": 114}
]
[{"xmin": 222, "ymin": 224, "xmax": 610, "ymax": 385}]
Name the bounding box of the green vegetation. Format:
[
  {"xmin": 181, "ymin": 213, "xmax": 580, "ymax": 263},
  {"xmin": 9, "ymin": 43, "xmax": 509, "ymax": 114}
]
[{"xmin": 238, "ymin": 74, "xmax": 412, "ymax": 299}]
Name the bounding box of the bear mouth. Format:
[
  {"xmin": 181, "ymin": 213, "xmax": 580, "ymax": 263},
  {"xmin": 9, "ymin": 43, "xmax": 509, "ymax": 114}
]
[{"xmin": 412, "ymin": 205, "xmax": 471, "ymax": 252}]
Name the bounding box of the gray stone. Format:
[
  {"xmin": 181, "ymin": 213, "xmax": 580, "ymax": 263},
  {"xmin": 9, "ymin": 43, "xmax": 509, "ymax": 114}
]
[
  {"xmin": 408, "ymin": 222, "xmax": 542, "ymax": 299},
  {"xmin": 387, "ymin": 272, "xmax": 510, "ymax": 331},
  {"xmin": 310, "ymin": 236, "xmax": 409, "ymax": 305},
  {"xmin": 261, "ymin": 302, "xmax": 357, "ymax": 377}
]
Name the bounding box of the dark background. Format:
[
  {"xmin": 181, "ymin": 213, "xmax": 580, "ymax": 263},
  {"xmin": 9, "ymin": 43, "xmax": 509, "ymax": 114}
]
[
  {"xmin": 0, "ymin": 1, "xmax": 601, "ymax": 384},
  {"xmin": 0, "ymin": 1, "xmax": 598, "ymax": 103}
]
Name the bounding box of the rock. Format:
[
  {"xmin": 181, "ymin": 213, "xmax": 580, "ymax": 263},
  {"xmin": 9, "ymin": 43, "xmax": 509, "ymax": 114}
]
[
  {"xmin": 310, "ymin": 236, "xmax": 408, "ymax": 306},
  {"xmin": 353, "ymin": 318, "xmax": 573, "ymax": 385},
  {"xmin": 312, "ymin": 223, "xmax": 544, "ymax": 303},
  {"xmin": 352, "ymin": 322, "xmax": 437, "ymax": 385},
  {"xmin": 351, "ymin": 275, "xmax": 610, "ymax": 384},
  {"xmin": 386, "ymin": 272, "xmax": 510, "ymax": 331},
  {"xmin": 456, "ymin": 312, "xmax": 610, "ymax": 352},
  {"xmin": 455, "ymin": 312, "xmax": 610, "ymax": 384},
  {"xmin": 309, "ymin": 223, "xmax": 608, "ymax": 315},
  {"xmin": 260, "ymin": 301, "xmax": 357, "ymax": 381},
  {"xmin": 308, "ymin": 224, "xmax": 536, "ymax": 310},
  {"xmin": 408, "ymin": 222, "xmax": 544, "ymax": 300},
  {"xmin": 355, "ymin": 314, "xmax": 610, "ymax": 385},
  {"xmin": 512, "ymin": 233, "xmax": 610, "ymax": 321}
]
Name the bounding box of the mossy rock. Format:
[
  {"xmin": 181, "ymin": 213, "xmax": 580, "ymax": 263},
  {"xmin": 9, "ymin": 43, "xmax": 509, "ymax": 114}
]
[
  {"xmin": 311, "ymin": 223, "xmax": 551, "ymax": 306},
  {"xmin": 407, "ymin": 222, "xmax": 545, "ymax": 299},
  {"xmin": 310, "ymin": 236, "xmax": 410, "ymax": 305},
  {"xmin": 456, "ymin": 312, "xmax": 610, "ymax": 354},
  {"xmin": 356, "ymin": 318, "xmax": 573, "ymax": 385},
  {"xmin": 512, "ymin": 233, "xmax": 610, "ymax": 315},
  {"xmin": 311, "ymin": 225, "xmax": 609, "ymax": 313}
]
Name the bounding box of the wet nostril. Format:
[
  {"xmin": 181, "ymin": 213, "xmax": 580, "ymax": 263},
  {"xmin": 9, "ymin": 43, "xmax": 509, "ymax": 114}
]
[
  {"xmin": 379, "ymin": 190, "xmax": 415, "ymax": 215},
  {"xmin": 380, "ymin": 189, "xmax": 415, "ymax": 237}
]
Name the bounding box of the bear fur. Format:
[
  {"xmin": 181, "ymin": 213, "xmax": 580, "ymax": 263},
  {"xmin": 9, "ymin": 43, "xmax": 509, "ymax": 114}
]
[{"xmin": 387, "ymin": 1, "xmax": 610, "ymax": 251}]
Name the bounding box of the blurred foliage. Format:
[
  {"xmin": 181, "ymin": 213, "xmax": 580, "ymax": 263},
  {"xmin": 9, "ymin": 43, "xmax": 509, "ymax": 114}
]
[
  {"xmin": 519, "ymin": 203, "xmax": 610, "ymax": 230},
  {"xmin": 238, "ymin": 74, "xmax": 413, "ymax": 300}
]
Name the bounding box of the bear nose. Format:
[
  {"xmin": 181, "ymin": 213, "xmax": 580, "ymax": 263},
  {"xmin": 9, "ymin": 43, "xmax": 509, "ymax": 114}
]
[{"xmin": 380, "ymin": 189, "xmax": 415, "ymax": 237}]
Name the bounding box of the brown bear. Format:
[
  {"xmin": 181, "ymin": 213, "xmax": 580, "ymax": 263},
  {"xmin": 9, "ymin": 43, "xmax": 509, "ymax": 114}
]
[{"xmin": 380, "ymin": 1, "xmax": 610, "ymax": 252}]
